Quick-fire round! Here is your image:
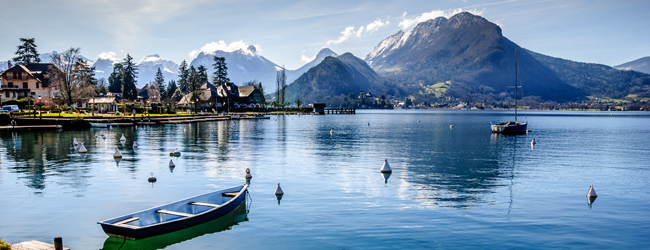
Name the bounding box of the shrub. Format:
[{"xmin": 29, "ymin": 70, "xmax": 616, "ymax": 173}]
[{"xmin": 0, "ymin": 239, "xmax": 10, "ymax": 250}]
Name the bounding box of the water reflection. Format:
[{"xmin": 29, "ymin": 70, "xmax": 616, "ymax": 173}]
[{"xmin": 100, "ymin": 203, "xmax": 248, "ymax": 250}]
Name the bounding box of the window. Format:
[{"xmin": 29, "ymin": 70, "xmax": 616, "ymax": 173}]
[
  {"xmin": 23, "ymin": 82, "xmax": 28, "ymax": 89},
  {"xmin": 8, "ymin": 82, "xmax": 13, "ymax": 88},
  {"xmin": 5, "ymin": 92, "xmax": 8, "ymax": 97},
  {"xmin": 31, "ymin": 92, "xmax": 36, "ymax": 95},
  {"xmin": 36, "ymin": 82, "xmax": 39, "ymax": 88}
]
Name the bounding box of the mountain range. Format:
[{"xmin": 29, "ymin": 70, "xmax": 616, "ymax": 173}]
[
  {"xmin": 615, "ymin": 56, "xmax": 650, "ymax": 74},
  {"xmin": 285, "ymin": 12, "xmax": 649, "ymax": 105}
]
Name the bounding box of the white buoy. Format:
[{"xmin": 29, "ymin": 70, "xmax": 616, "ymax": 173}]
[
  {"xmin": 100, "ymin": 131, "xmax": 104, "ymax": 136},
  {"xmin": 78, "ymin": 143, "xmax": 87, "ymax": 153},
  {"xmin": 94, "ymin": 133, "xmax": 98, "ymax": 139},
  {"xmin": 450, "ymin": 125, "xmax": 454, "ymax": 128},
  {"xmin": 245, "ymin": 168, "xmax": 252, "ymax": 179},
  {"xmin": 274, "ymin": 183, "xmax": 284, "ymax": 195},
  {"xmin": 531, "ymin": 138, "xmax": 536, "ymax": 145},
  {"xmin": 173, "ymin": 148, "xmax": 181, "ymax": 157},
  {"xmin": 148, "ymin": 172, "xmax": 157, "ymax": 183},
  {"xmin": 133, "ymin": 141, "xmax": 138, "ymax": 148},
  {"xmin": 587, "ymin": 185, "xmax": 597, "ymax": 197},
  {"xmin": 120, "ymin": 134, "xmax": 126, "ymax": 141},
  {"xmin": 169, "ymin": 159, "xmax": 175, "ymax": 167},
  {"xmin": 73, "ymin": 138, "xmax": 78, "ymax": 146},
  {"xmin": 417, "ymin": 120, "xmax": 420, "ymax": 123},
  {"xmin": 330, "ymin": 128, "xmax": 334, "ymax": 135},
  {"xmin": 113, "ymin": 147, "xmax": 122, "ymax": 158},
  {"xmin": 380, "ymin": 159, "xmax": 392, "ymax": 173},
  {"xmin": 368, "ymin": 122, "xmax": 370, "ymax": 126}
]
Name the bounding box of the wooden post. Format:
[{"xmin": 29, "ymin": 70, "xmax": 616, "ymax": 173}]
[{"xmin": 54, "ymin": 237, "xmax": 62, "ymax": 250}]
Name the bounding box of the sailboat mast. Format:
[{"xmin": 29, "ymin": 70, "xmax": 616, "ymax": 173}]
[{"xmin": 514, "ymin": 45, "xmax": 518, "ymax": 123}]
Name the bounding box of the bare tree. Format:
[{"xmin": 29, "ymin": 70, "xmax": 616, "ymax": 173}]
[
  {"xmin": 50, "ymin": 48, "xmax": 96, "ymax": 105},
  {"xmin": 276, "ymin": 67, "xmax": 286, "ymax": 108}
]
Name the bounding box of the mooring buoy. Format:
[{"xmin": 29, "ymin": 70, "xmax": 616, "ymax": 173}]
[
  {"xmin": 245, "ymin": 168, "xmax": 252, "ymax": 180},
  {"xmin": 78, "ymin": 143, "xmax": 87, "ymax": 153},
  {"xmin": 380, "ymin": 159, "xmax": 392, "ymax": 173},
  {"xmin": 587, "ymin": 185, "xmax": 597, "ymax": 197},
  {"xmin": 173, "ymin": 148, "xmax": 181, "ymax": 157},
  {"xmin": 113, "ymin": 147, "xmax": 122, "ymax": 158},
  {"xmin": 148, "ymin": 172, "xmax": 157, "ymax": 183},
  {"xmin": 531, "ymin": 138, "xmax": 536, "ymax": 145},
  {"xmin": 169, "ymin": 159, "xmax": 175, "ymax": 168},
  {"xmin": 73, "ymin": 138, "xmax": 78, "ymax": 146},
  {"xmin": 120, "ymin": 134, "xmax": 126, "ymax": 141},
  {"xmin": 274, "ymin": 183, "xmax": 284, "ymax": 195}
]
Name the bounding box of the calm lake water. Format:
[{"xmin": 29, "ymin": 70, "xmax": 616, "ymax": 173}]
[{"xmin": 0, "ymin": 110, "xmax": 649, "ymax": 249}]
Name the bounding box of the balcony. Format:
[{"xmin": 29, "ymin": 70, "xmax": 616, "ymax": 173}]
[
  {"xmin": 4, "ymin": 75, "xmax": 28, "ymax": 80},
  {"xmin": 0, "ymin": 85, "xmax": 30, "ymax": 91}
]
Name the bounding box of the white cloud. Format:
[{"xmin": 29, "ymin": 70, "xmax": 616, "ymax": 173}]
[
  {"xmin": 188, "ymin": 40, "xmax": 260, "ymax": 59},
  {"xmin": 301, "ymin": 54, "xmax": 316, "ymax": 63},
  {"xmin": 365, "ymin": 18, "xmax": 390, "ymax": 33},
  {"xmin": 327, "ymin": 26, "xmax": 356, "ymax": 46},
  {"xmin": 355, "ymin": 26, "xmax": 365, "ymax": 38},
  {"xmin": 327, "ymin": 17, "xmax": 391, "ymax": 45},
  {"xmin": 97, "ymin": 51, "xmax": 119, "ymax": 63},
  {"xmin": 141, "ymin": 55, "xmax": 163, "ymax": 63},
  {"xmin": 399, "ymin": 8, "xmax": 484, "ymax": 29}
]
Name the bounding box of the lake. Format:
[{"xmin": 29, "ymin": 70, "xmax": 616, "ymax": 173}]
[{"xmin": 0, "ymin": 110, "xmax": 649, "ymax": 249}]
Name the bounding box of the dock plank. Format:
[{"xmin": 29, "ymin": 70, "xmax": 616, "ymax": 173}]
[{"xmin": 12, "ymin": 240, "xmax": 70, "ymax": 250}]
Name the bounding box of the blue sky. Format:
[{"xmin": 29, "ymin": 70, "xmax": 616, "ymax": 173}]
[{"xmin": 0, "ymin": 0, "xmax": 648, "ymax": 69}]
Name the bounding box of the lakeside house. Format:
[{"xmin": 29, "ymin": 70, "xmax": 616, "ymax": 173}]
[
  {"xmin": 0, "ymin": 63, "xmax": 61, "ymax": 101},
  {"xmin": 179, "ymin": 81, "xmax": 265, "ymax": 110},
  {"xmin": 137, "ymin": 84, "xmax": 161, "ymax": 103},
  {"xmin": 88, "ymin": 97, "xmax": 119, "ymax": 113}
]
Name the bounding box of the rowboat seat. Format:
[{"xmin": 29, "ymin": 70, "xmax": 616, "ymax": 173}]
[
  {"xmin": 189, "ymin": 202, "xmax": 220, "ymax": 208},
  {"xmin": 113, "ymin": 217, "xmax": 140, "ymax": 229},
  {"xmin": 222, "ymin": 192, "xmax": 239, "ymax": 197},
  {"xmin": 156, "ymin": 209, "xmax": 193, "ymax": 217}
]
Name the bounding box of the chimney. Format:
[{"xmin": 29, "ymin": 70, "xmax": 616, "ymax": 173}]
[{"xmin": 8, "ymin": 60, "xmax": 11, "ymax": 68}]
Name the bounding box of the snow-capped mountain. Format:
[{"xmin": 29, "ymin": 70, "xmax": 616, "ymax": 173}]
[
  {"xmin": 39, "ymin": 51, "xmax": 93, "ymax": 64},
  {"xmin": 287, "ymin": 48, "xmax": 338, "ymax": 83},
  {"xmin": 137, "ymin": 54, "xmax": 178, "ymax": 87},
  {"xmin": 92, "ymin": 57, "xmax": 119, "ymax": 82},
  {"xmin": 364, "ymin": 30, "xmax": 411, "ymax": 66},
  {"xmin": 189, "ymin": 45, "xmax": 280, "ymax": 92}
]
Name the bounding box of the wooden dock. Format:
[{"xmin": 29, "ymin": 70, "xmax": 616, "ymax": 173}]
[
  {"xmin": 324, "ymin": 108, "xmax": 356, "ymax": 114},
  {"xmin": 0, "ymin": 125, "xmax": 62, "ymax": 131},
  {"xmin": 12, "ymin": 240, "xmax": 69, "ymax": 250}
]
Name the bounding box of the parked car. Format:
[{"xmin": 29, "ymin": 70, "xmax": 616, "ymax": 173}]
[{"xmin": 0, "ymin": 105, "xmax": 20, "ymax": 113}]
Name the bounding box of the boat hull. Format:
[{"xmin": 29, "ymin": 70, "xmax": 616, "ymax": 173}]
[
  {"xmin": 98, "ymin": 184, "xmax": 247, "ymax": 240},
  {"xmin": 491, "ymin": 122, "xmax": 528, "ymax": 134}
]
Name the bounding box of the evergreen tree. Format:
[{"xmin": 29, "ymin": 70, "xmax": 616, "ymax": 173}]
[
  {"xmin": 108, "ymin": 63, "xmax": 124, "ymax": 93},
  {"xmin": 212, "ymin": 56, "xmax": 229, "ymax": 85},
  {"xmin": 188, "ymin": 66, "xmax": 203, "ymax": 111},
  {"xmin": 197, "ymin": 65, "xmax": 208, "ymax": 83},
  {"xmin": 154, "ymin": 67, "xmax": 166, "ymax": 98},
  {"xmin": 166, "ymin": 80, "xmax": 178, "ymax": 98},
  {"xmin": 178, "ymin": 60, "xmax": 189, "ymax": 93},
  {"xmin": 13, "ymin": 38, "xmax": 41, "ymax": 65},
  {"xmin": 121, "ymin": 54, "xmax": 139, "ymax": 100}
]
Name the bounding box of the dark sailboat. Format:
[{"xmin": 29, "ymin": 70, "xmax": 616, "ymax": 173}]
[{"xmin": 492, "ymin": 45, "xmax": 528, "ymax": 134}]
